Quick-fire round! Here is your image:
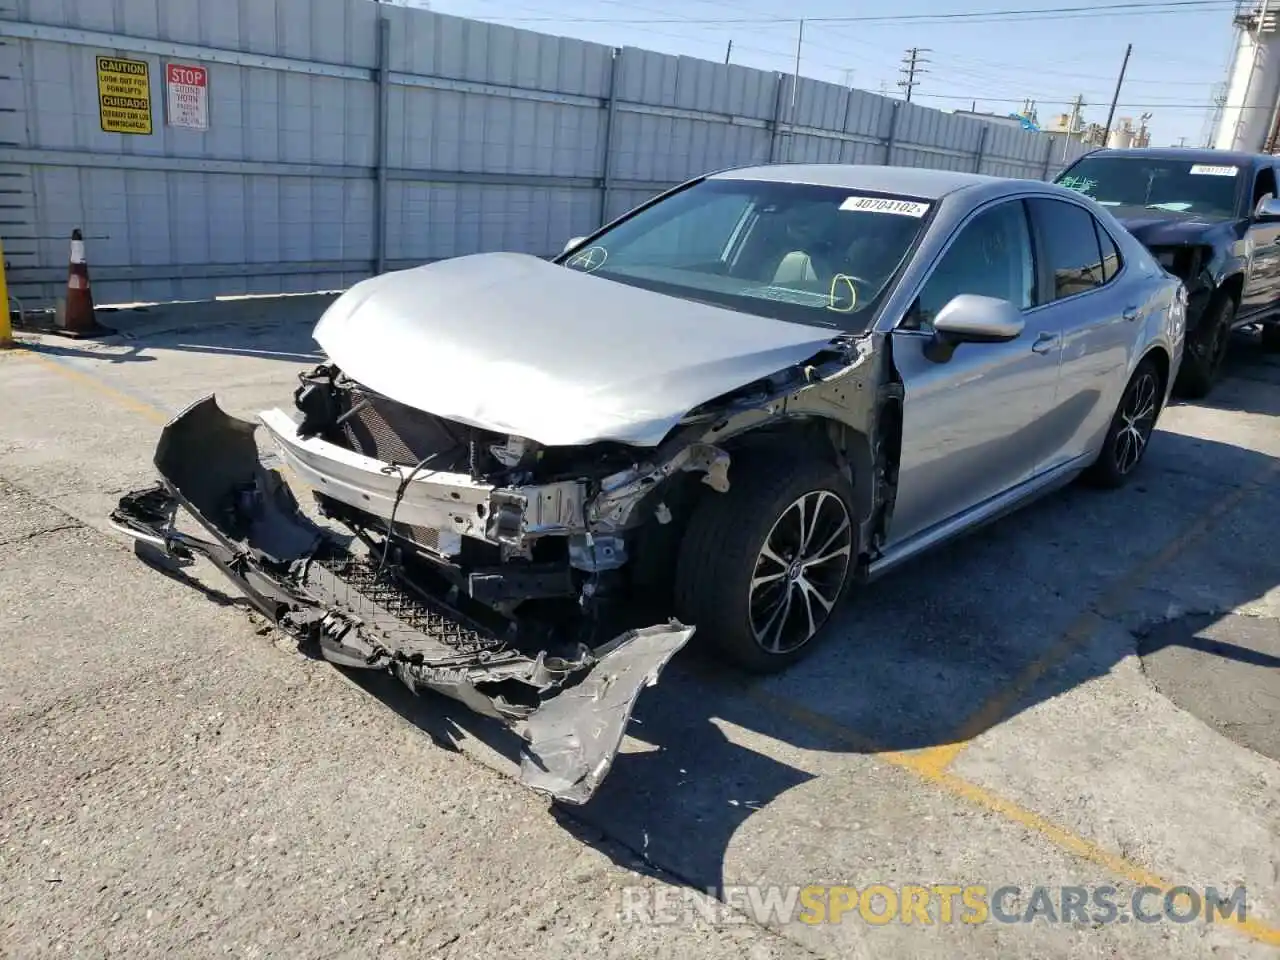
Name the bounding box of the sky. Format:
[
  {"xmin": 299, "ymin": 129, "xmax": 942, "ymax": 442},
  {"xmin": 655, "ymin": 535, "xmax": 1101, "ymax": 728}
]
[{"xmin": 420, "ymin": 0, "xmax": 1242, "ymax": 147}]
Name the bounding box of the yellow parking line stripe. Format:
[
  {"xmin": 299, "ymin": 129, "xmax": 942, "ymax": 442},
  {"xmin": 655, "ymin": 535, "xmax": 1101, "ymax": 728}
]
[
  {"xmin": 23, "ymin": 340, "xmax": 1280, "ymax": 948},
  {"xmin": 917, "ymin": 454, "xmax": 1280, "ymax": 774},
  {"xmin": 14, "ymin": 344, "xmax": 312, "ymax": 492},
  {"xmin": 14, "ymin": 345, "xmax": 170, "ymax": 425},
  {"xmin": 743, "ymin": 684, "xmax": 1280, "ymax": 947}
]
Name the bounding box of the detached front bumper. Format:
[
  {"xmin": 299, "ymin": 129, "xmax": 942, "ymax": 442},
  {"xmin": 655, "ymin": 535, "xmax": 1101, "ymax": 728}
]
[{"xmin": 110, "ymin": 395, "xmax": 693, "ymax": 804}]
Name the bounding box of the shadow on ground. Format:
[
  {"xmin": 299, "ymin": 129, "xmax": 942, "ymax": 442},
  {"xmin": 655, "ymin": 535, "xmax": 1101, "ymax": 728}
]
[
  {"xmin": 329, "ymin": 430, "xmax": 1279, "ymax": 896},
  {"xmin": 1199, "ymin": 328, "xmax": 1280, "ymax": 416},
  {"xmin": 20, "ymin": 296, "xmax": 333, "ymax": 366},
  {"xmin": 101, "ymin": 310, "xmax": 1279, "ymax": 895}
]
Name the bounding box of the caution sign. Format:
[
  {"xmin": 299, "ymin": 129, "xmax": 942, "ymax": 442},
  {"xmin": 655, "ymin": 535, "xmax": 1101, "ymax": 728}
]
[{"xmin": 96, "ymin": 55, "xmax": 153, "ymax": 135}]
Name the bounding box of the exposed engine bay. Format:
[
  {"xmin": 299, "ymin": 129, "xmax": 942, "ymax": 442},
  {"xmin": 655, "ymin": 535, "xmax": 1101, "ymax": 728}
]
[
  {"xmin": 288, "ymin": 362, "xmax": 730, "ymax": 576},
  {"xmin": 109, "ymin": 387, "xmax": 703, "ymax": 805},
  {"xmin": 108, "ymin": 253, "xmax": 891, "ymax": 804}
]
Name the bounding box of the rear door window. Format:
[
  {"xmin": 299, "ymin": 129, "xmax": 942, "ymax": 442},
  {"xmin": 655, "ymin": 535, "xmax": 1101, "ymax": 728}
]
[{"xmin": 1095, "ymin": 221, "xmax": 1123, "ymax": 282}]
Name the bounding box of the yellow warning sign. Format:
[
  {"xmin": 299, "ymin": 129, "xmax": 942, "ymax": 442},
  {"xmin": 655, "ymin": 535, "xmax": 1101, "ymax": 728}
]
[{"xmin": 96, "ymin": 55, "xmax": 152, "ymax": 135}]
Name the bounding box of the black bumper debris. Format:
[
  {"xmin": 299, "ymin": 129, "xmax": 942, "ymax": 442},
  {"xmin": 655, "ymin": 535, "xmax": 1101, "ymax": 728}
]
[{"xmin": 110, "ymin": 395, "xmax": 693, "ymax": 804}]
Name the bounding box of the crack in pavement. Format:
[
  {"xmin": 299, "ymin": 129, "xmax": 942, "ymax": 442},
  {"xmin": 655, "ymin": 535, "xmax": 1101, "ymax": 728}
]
[{"xmin": 0, "ymin": 522, "xmax": 84, "ymax": 546}]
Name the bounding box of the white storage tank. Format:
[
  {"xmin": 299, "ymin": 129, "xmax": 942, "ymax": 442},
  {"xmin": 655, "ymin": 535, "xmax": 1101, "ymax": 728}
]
[
  {"xmin": 1214, "ymin": 2, "xmax": 1280, "ymax": 152},
  {"xmin": 1107, "ymin": 125, "xmax": 1135, "ymax": 148}
]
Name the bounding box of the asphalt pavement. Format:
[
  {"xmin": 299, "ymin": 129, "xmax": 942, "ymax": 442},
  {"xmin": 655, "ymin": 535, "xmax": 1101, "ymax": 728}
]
[{"xmin": 1, "ymin": 306, "xmax": 1277, "ymax": 958}]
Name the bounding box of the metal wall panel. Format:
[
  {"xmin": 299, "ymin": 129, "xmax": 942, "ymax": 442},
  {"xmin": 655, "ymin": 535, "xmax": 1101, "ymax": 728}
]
[{"xmin": 4, "ymin": 0, "xmax": 1094, "ymax": 307}]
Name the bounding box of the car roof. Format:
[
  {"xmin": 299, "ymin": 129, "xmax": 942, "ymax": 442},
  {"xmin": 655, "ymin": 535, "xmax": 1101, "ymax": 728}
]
[
  {"xmin": 1073, "ymin": 147, "xmax": 1272, "ymax": 168},
  {"xmin": 709, "ymin": 163, "xmax": 1006, "ymax": 200}
]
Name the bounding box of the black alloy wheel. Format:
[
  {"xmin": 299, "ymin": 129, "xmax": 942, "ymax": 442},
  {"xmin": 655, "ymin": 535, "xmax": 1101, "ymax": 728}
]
[
  {"xmin": 747, "ymin": 489, "xmax": 854, "ymax": 656},
  {"xmin": 674, "ymin": 455, "xmax": 857, "ymax": 673},
  {"xmin": 1086, "ymin": 357, "xmax": 1162, "ymax": 489}
]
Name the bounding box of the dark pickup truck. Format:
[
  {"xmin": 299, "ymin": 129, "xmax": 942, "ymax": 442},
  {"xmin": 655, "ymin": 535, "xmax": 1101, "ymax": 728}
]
[{"xmin": 1055, "ymin": 147, "xmax": 1280, "ymax": 397}]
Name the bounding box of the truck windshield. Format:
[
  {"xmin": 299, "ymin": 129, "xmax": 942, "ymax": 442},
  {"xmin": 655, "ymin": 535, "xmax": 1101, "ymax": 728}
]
[
  {"xmin": 558, "ymin": 178, "xmax": 929, "ymax": 330},
  {"xmin": 1056, "ymin": 157, "xmax": 1241, "ymax": 219}
]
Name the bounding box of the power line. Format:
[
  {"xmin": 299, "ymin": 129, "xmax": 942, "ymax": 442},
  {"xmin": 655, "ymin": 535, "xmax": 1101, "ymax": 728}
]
[
  {"xmin": 910, "ymin": 92, "xmax": 1277, "ymax": 109},
  {"xmin": 488, "ymin": 0, "xmax": 1239, "ymax": 25},
  {"xmin": 937, "ymin": 58, "xmax": 1219, "ymax": 86}
]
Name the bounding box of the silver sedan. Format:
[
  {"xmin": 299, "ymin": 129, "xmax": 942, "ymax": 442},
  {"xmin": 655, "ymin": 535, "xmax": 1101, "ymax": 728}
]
[
  {"xmin": 112, "ymin": 163, "xmax": 1187, "ymax": 802},
  {"xmin": 557, "ymin": 163, "xmax": 1187, "ymax": 667}
]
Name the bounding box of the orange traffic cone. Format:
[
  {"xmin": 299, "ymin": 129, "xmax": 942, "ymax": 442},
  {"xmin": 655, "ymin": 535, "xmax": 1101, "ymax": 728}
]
[{"xmin": 61, "ymin": 228, "xmax": 106, "ymax": 338}]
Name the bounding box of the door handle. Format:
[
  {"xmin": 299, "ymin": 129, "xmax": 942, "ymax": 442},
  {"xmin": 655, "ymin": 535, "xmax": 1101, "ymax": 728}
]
[
  {"xmin": 1123, "ymin": 306, "xmax": 1142, "ymax": 321},
  {"xmin": 1031, "ymin": 332, "xmax": 1059, "ymax": 354}
]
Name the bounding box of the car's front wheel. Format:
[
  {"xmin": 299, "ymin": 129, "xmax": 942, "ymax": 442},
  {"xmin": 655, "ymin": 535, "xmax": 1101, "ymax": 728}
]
[
  {"xmin": 1085, "ymin": 356, "xmax": 1163, "ymax": 489},
  {"xmin": 674, "ymin": 455, "xmax": 856, "ymax": 673}
]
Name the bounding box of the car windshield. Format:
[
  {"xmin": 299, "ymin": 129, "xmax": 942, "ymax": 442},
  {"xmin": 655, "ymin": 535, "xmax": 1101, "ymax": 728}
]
[
  {"xmin": 560, "ymin": 178, "xmax": 930, "ymax": 329},
  {"xmin": 1056, "ymin": 157, "xmax": 1242, "ymax": 219}
]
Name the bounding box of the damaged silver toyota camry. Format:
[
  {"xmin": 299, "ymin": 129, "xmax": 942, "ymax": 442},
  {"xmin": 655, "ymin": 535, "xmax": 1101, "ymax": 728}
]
[{"xmin": 112, "ymin": 164, "xmax": 1185, "ymax": 803}]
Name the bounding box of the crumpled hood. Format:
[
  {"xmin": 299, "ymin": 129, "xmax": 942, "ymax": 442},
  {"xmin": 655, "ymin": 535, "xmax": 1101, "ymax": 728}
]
[
  {"xmin": 1112, "ymin": 210, "xmax": 1235, "ymax": 247},
  {"xmin": 313, "ymin": 253, "xmax": 839, "ymax": 447}
]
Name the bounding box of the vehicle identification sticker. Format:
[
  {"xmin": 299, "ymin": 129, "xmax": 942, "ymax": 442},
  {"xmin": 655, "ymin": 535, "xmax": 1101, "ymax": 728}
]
[
  {"xmin": 839, "ymin": 195, "xmax": 930, "ymax": 217},
  {"xmin": 1189, "ymin": 164, "xmax": 1238, "ymax": 176}
]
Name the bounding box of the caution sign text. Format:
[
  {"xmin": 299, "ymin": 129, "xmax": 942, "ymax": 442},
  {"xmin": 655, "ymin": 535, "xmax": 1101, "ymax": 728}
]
[{"xmin": 96, "ymin": 55, "xmax": 153, "ymax": 135}]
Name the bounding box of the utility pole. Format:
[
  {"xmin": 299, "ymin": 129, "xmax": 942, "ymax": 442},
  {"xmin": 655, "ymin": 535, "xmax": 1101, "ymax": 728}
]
[
  {"xmin": 1063, "ymin": 93, "xmax": 1085, "ymax": 161},
  {"xmin": 1102, "ymin": 43, "xmax": 1133, "ymax": 143},
  {"xmin": 843, "ymin": 68, "xmax": 855, "ymax": 88},
  {"xmin": 1203, "ymin": 82, "xmax": 1227, "ymax": 147},
  {"xmin": 724, "ymin": 39, "xmax": 732, "ymax": 64},
  {"xmin": 786, "ymin": 20, "xmax": 804, "ymax": 161},
  {"xmin": 898, "ymin": 47, "xmax": 930, "ymax": 103}
]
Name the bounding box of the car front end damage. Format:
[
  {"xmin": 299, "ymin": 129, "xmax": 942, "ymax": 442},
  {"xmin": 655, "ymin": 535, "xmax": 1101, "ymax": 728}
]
[
  {"xmin": 108, "ymin": 381, "xmax": 724, "ymax": 804},
  {"xmin": 109, "ymin": 321, "xmax": 885, "ymax": 802},
  {"xmin": 108, "ymin": 249, "xmax": 892, "ymax": 804}
]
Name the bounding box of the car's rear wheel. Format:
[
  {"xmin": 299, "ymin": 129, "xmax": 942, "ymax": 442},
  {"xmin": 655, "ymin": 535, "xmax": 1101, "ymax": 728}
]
[
  {"xmin": 674, "ymin": 455, "xmax": 856, "ymax": 673},
  {"xmin": 1175, "ymin": 294, "xmax": 1233, "ymax": 399},
  {"xmin": 1085, "ymin": 356, "xmax": 1163, "ymax": 489},
  {"xmin": 1261, "ymin": 322, "xmax": 1280, "ymax": 353}
]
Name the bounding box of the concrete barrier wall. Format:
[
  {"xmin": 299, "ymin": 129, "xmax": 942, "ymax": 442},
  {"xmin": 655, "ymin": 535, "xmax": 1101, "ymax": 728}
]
[{"xmin": 0, "ymin": 0, "xmax": 1092, "ymax": 307}]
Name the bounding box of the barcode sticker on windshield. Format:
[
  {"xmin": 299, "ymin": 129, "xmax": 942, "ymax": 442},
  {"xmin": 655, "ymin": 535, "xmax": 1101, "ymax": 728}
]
[
  {"xmin": 839, "ymin": 195, "xmax": 931, "ymax": 217},
  {"xmin": 1190, "ymin": 164, "xmax": 1238, "ymax": 176}
]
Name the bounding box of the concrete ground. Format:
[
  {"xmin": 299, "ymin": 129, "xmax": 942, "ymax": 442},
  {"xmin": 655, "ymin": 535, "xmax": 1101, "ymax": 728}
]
[{"xmin": 1, "ymin": 304, "xmax": 1277, "ymax": 958}]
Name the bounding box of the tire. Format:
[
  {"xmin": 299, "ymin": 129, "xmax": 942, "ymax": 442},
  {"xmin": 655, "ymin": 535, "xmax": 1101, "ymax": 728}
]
[
  {"xmin": 674, "ymin": 454, "xmax": 856, "ymax": 673},
  {"xmin": 1174, "ymin": 294, "xmax": 1234, "ymax": 399},
  {"xmin": 1085, "ymin": 356, "xmax": 1163, "ymax": 489},
  {"xmin": 1262, "ymin": 323, "xmax": 1280, "ymax": 353}
]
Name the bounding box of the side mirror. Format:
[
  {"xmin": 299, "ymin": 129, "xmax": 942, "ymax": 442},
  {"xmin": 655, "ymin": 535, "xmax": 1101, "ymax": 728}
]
[
  {"xmin": 924, "ymin": 294, "xmax": 1025, "ymax": 363},
  {"xmin": 1255, "ymin": 196, "xmax": 1280, "ymax": 221},
  {"xmin": 562, "ymin": 236, "xmax": 587, "ymax": 255}
]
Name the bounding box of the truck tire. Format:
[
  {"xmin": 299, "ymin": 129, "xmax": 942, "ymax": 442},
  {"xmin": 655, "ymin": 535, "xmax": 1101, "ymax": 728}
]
[
  {"xmin": 674, "ymin": 454, "xmax": 857, "ymax": 674},
  {"xmin": 1175, "ymin": 294, "xmax": 1233, "ymax": 399}
]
